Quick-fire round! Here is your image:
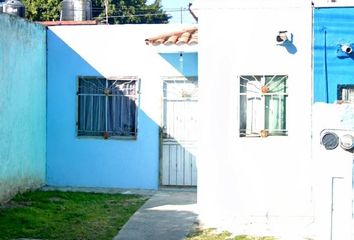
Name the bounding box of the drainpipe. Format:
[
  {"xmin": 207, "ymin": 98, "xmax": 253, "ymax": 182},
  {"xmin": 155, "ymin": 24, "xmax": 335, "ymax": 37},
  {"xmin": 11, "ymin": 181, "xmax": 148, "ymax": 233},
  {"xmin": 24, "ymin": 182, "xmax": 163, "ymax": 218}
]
[
  {"xmin": 188, "ymin": 3, "xmax": 198, "ymax": 23},
  {"xmin": 324, "ymin": 29, "xmax": 329, "ymax": 103}
]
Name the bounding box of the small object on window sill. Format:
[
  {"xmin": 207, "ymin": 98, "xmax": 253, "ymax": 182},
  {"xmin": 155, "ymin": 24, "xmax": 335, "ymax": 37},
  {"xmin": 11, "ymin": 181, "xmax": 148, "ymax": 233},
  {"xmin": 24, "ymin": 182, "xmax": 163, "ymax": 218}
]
[
  {"xmin": 103, "ymin": 132, "xmax": 109, "ymax": 139},
  {"xmin": 260, "ymin": 130, "xmax": 269, "ymax": 138},
  {"xmin": 261, "ymin": 86, "xmax": 269, "ymax": 93},
  {"xmin": 104, "ymin": 88, "xmax": 110, "ymax": 96}
]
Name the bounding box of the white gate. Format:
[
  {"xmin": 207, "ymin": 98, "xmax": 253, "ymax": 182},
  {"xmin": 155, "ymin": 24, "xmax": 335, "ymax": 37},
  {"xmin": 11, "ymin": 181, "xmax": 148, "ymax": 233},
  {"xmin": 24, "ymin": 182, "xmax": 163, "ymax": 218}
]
[{"xmin": 160, "ymin": 78, "xmax": 198, "ymax": 186}]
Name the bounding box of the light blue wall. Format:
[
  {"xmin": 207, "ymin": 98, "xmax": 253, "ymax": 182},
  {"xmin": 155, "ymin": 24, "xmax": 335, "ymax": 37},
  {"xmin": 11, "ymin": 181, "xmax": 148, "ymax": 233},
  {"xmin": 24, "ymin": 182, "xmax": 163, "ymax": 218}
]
[
  {"xmin": 46, "ymin": 29, "xmax": 161, "ymax": 189},
  {"xmin": 0, "ymin": 13, "xmax": 46, "ymax": 202},
  {"xmin": 314, "ymin": 7, "xmax": 354, "ymax": 103},
  {"xmin": 160, "ymin": 52, "xmax": 198, "ymax": 77}
]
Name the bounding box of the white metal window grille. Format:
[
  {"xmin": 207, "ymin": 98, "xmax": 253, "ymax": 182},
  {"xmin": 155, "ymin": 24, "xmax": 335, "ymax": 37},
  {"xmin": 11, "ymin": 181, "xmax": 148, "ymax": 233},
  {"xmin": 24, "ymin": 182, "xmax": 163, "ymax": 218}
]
[
  {"xmin": 77, "ymin": 76, "xmax": 139, "ymax": 139},
  {"xmin": 240, "ymin": 75, "xmax": 288, "ymax": 137},
  {"xmin": 338, "ymin": 84, "xmax": 354, "ymax": 103}
]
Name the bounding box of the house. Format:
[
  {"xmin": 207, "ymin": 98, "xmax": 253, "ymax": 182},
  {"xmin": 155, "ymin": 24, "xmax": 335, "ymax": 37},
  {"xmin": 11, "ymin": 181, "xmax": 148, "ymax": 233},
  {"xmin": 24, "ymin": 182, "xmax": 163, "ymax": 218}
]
[
  {"xmin": 195, "ymin": 0, "xmax": 354, "ymax": 239},
  {"xmin": 0, "ymin": 13, "xmax": 46, "ymax": 202},
  {"xmin": 45, "ymin": 24, "xmax": 198, "ymax": 190},
  {"xmin": 196, "ymin": 0, "xmax": 314, "ymax": 237},
  {"xmin": 0, "ymin": 11, "xmax": 198, "ymax": 201}
]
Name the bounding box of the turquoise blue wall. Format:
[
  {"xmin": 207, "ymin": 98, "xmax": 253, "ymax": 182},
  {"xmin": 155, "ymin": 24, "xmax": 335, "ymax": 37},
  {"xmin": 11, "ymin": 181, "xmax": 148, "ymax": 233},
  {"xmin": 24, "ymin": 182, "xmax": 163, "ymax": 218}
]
[
  {"xmin": 314, "ymin": 7, "xmax": 354, "ymax": 103},
  {"xmin": 0, "ymin": 14, "xmax": 46, "ymax": 202}
]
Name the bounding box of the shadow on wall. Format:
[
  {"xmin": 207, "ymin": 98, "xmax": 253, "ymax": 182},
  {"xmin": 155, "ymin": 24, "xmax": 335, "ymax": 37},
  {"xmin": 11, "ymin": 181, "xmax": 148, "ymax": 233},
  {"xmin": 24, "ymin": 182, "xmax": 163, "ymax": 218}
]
[
  {"xmin": 159, "ymin": 52, "xmax": 198, "ymax": 76},
  {"xmin": 277, "ymin": 33, "xmax": 297, "ymax": 54},
  {"xmin": 284, "ymin": 43, "xmax": 297, "ymax": 54}
]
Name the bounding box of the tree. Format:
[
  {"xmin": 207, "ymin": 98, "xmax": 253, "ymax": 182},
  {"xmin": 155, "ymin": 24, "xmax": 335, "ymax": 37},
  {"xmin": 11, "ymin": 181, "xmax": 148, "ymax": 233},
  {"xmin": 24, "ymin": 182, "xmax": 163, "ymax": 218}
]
[
  {"xmin": 22, "ymin": 0, "xmax": 61, "ymax": 21},
  {"xmin": 92, "ymin": 0, "xmax": 170, "ymax": 24},
  {"xmin": 21, "ymin": 0, "xmax": 170, "ymax": 23}
]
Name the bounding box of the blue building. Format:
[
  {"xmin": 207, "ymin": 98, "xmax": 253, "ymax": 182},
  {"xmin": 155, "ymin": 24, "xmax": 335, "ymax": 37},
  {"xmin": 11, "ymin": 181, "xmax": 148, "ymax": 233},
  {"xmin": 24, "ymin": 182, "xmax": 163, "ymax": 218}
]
[{"xmin": 314, "ymin": 6, "xmax": 354, "ymax": 103}]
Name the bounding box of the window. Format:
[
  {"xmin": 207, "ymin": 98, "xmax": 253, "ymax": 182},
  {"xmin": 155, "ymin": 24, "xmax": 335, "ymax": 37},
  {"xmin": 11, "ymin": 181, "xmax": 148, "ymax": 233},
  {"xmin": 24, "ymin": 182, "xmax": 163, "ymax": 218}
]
[
  {"xmin": 77, "ymin": 76, "xmax": 139, "ymax": 139},
  {"xmin": 338, "ymin": 84, "xmax": 354, "ymax": 103},
  {"xmin": 240, "ymin": 75, "xmax": 288, "ymax": 137}
]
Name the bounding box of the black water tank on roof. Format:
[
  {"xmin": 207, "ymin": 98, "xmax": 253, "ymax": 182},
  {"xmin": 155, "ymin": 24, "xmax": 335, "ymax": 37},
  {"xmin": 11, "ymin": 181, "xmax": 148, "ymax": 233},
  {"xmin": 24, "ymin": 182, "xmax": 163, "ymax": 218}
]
[{"xmin": 3, "ymin": 0, "xmax": 25, "ymax": 17}]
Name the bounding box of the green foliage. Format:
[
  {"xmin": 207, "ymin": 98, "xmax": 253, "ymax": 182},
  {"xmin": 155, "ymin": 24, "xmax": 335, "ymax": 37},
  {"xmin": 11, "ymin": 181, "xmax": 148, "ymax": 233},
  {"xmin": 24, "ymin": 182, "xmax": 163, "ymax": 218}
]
[
  {"xmin": 22, "ymin": 0, "xmax": 61, "ymax": 21},
  {"xmin": 21, "ymin": 0, "xmax": 170, "ymax": 23},
  {"xmin": 92, "ymin": 0, "xmax": 170, "ymax": 24},
  {"xmin": 0, "ymin": 190, "xmax": 147, "ymax": 240}
]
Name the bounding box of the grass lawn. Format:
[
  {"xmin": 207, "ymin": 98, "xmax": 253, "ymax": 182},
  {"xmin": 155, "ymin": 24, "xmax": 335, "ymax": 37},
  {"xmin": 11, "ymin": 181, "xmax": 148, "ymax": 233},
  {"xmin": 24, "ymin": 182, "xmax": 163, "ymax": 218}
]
[
  {"xmin": 0, "ymin": 190, "xmax": 147, "ymax": 240},
  {"xmin": 187, "ymin": 228, "xmax": 278, "ymax": 240}
]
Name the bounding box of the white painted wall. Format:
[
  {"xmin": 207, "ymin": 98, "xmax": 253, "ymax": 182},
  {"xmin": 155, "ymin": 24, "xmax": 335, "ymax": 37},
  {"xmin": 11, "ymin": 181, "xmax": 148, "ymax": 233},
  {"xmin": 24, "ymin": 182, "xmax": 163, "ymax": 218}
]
[
  {"xmin": 312, "ymin": 103, "xmax": 354, "ymax": 240},
  {"xmin": 197, "ymin": 0, "xmax": 314, "ymax": 237},
  {"xmin": 313, "ymin": 0, "xmax": 354, "ymax": 7}
]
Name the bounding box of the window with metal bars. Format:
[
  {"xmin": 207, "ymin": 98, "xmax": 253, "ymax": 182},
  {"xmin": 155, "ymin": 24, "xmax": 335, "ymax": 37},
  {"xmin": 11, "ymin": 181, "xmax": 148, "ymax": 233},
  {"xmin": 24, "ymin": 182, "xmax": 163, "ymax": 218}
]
[
  {"xmin": 77, "ymin": 76, "xmax": 139, "ymax": 139},
  {"xmin": 240, "ymin": 75, "xmax": 288, "ymax": 137}
]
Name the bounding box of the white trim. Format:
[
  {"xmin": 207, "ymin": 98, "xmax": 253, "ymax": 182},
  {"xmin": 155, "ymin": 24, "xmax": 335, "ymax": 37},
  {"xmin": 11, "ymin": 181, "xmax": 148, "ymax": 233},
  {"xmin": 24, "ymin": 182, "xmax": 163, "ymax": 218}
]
[
  {"xmin": 150, "ymin": 45, "xmax": 198, "ymax": 53},
  {"xmin": 313, "ymin": 0, "xmax": 354, "ymax": 8}
]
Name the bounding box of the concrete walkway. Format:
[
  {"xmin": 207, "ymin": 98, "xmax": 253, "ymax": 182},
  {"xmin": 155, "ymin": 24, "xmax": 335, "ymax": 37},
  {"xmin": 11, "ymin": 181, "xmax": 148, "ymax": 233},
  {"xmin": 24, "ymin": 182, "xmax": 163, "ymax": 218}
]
[{"xmin": 114, "ymin": 189, "xmax": 198, "ymax": 240}]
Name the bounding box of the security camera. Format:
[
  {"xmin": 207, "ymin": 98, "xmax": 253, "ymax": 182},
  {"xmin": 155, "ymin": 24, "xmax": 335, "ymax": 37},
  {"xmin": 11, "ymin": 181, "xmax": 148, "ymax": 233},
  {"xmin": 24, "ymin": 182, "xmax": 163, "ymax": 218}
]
[
  {"xmin": 276, "ymin": 31, "xmax": 289, "ymax": 44},
  {"xmin": 336, "ymin": 43, "xmax": 354, "ymax": 58}
]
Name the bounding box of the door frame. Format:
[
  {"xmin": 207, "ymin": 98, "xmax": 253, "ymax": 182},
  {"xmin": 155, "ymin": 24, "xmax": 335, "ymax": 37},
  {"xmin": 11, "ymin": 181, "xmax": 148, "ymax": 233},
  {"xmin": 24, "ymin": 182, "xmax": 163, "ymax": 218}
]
[{"xmin": 159, "ymin": 76, "xmax": 198, "ymax": 187}]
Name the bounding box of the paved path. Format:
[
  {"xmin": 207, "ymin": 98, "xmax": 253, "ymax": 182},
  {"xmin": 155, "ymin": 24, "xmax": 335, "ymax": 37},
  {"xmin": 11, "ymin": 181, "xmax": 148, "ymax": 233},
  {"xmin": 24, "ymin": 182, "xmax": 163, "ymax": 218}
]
[{"xmin": 114, "ymin": 190, "xmax": 198, "ymax": 240}]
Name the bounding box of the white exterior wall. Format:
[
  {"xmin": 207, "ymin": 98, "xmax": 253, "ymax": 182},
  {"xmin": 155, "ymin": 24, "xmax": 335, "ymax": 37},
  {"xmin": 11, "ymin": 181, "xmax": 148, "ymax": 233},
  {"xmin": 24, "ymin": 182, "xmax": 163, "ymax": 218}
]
[
  {"xmin": 313, "ymin": 0, "xmax": 354, "ymax": 7},
  {"xmin": 197, "ymin": 0, "xmax": 314, "ymax": 237},
  {"xmin": 312, "ymin": 103, "xmax": 354, "ymax": 240}
]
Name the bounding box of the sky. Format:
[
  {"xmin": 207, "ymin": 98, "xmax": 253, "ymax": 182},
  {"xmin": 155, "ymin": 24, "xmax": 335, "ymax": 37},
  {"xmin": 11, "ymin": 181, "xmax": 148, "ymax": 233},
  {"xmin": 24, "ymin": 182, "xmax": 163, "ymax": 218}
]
[{"xmin": 147, "ymin": 0, "xmax": 197, "ymax": 24}]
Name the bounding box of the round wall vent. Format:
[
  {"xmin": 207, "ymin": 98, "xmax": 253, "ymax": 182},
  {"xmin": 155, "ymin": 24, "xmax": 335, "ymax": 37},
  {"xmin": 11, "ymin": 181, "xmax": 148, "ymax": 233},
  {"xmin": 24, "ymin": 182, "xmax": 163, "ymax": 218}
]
[
  {"xmin": 340, "ymin": 134, "xmax": 354, "ymax": 150},
  {"xmin": 321, "ymin": 132, "xmax": 339, "ymax": 150}
]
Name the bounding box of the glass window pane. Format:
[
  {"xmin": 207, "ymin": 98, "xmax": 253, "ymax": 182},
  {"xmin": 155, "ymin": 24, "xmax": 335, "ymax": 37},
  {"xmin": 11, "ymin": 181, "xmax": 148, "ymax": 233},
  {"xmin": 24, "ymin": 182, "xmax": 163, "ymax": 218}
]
[
  {"xmin": 78, "ymin": 95, "xmax": 106, "ymax": 136},
  {"xmin": 108, "ymin": 79, "xmax": 137, "ymax": 137},
  {"xmin": 107, "ymin": 95, "xmax": 136, "ymax": 136},
  {"xmin": 77, "ymin": 77, "xmax": 138, "ymax": 138},
  {"xmin": 78, "ymin": 78, "xmax": 106, "ymax": 94},
  {"xmin": 240, "ymin": 75, "xmax": 288, "ymax": 137},
  {"xmin": 264, "ymin": 95, "xmax": 287, "ymax": 135}
]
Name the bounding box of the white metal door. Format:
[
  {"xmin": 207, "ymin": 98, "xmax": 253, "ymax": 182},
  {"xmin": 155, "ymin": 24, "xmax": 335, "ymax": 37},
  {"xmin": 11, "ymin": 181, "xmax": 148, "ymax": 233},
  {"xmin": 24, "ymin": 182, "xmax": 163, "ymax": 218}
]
[{"xmin": 161, "ymin": 78, "xmax": 198, "ymax": 186}]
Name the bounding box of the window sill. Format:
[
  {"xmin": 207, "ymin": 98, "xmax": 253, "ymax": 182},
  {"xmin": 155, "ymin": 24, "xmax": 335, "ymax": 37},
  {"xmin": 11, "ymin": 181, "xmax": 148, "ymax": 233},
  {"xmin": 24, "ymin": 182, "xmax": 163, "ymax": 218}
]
[{"xmin": 76, "ymin": 136, "xmax": 137, "ymax": 141}]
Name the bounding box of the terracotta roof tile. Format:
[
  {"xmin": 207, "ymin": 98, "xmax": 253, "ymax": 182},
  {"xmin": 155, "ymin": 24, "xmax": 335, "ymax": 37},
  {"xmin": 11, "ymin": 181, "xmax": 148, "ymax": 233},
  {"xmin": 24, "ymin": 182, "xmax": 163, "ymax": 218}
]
[
  {"xmin": 38, "ymin": 20, "xmax": 98, "ymax": 26},
  {"xmin": 145, "ymin": 27, "xmax": 198, "ymax": 46}
]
